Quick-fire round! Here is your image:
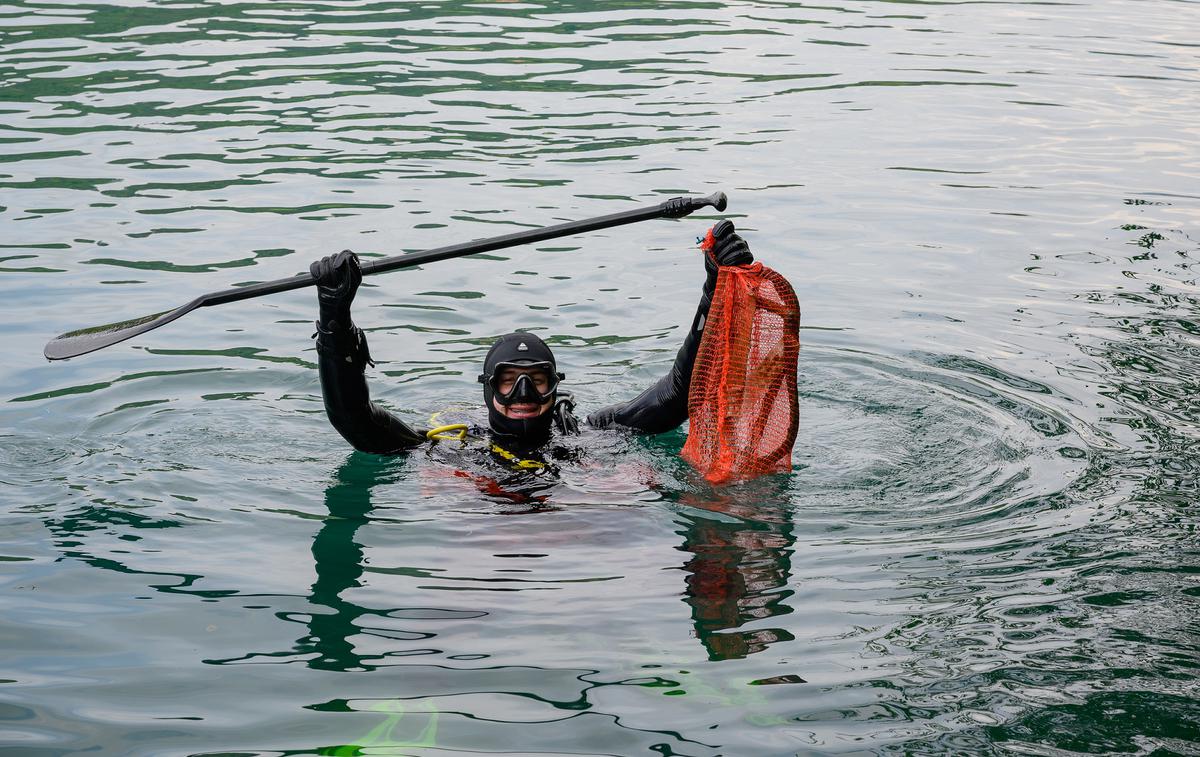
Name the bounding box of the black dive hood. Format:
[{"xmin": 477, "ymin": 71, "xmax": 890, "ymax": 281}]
[{"xmin": 479, "ymin": 333, "xmax": 561, "ymax": 447}]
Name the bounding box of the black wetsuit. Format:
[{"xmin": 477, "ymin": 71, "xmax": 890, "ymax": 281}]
[{"xmin": 315, "ymin": 278, "xmax": 715, "ymax": 456}]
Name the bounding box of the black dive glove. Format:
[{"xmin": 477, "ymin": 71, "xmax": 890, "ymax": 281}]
[
  {"xmin": 703, "ymin": 220, "xmax": 753, "ymax": 290},
  {"xmin": 310, "ymin": 249, "xmax": 362, "ymax": 327}
]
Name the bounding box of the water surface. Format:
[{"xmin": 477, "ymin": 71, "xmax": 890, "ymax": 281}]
[{"xmin": 2, "ymin": 0, "xmax": 1198, "ymax": 754}]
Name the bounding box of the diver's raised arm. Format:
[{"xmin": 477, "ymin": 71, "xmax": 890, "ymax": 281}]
[
  {"xmin": 587, "ymin": 222, "xmax": 753, "ymax": 434},
  {"xmin": 312, "ymin": 251, "xmax": 426, "ymax": 454}
]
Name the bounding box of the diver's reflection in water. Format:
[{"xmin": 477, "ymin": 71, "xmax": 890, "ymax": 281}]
[
  {"xmin": 303, "ymin": 452, "xmax": 405, "ymax": 672},
  {"xmin": 41, "ymin": 454, "xmax": 795, "ymax": 670},
  {"xmin": 306, "ymin": 454, "xmax": 796, "ymax": 667},
  {"xmin": 302, "ymin": 453, "xmax": 564, "ymax": 670},
  {"xmin": 675, "ymin": 487, "xmax": 796, "ymax": 661}
]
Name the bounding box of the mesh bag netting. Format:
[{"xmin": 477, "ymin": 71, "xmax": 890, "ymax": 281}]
[{"xmin": 681, "ymin": 256, "xmax": 800, "ymax": 485}]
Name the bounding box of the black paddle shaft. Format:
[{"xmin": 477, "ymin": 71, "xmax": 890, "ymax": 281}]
[
  {"xmin": 202, "ymin": 191, "xmax": 727, "ymax": 308},
  {"xmin": 45, "ymin": 191, "xmax": 728, "ymax": 360}
]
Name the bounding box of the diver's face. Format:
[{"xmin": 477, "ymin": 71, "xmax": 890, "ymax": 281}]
[{"xmin": 491, "ymin": 365, "xmax": 554, "ymax": 419}]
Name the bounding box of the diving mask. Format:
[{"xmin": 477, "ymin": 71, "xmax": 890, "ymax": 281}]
[{"xmin": 478, "ymin": 361, "xmax": 565, "ymax": 407}]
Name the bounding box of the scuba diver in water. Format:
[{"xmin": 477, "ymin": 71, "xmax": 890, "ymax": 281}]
[{"xmin": 311, "ymin": 221, "xmax": 753, "ymax": 463}]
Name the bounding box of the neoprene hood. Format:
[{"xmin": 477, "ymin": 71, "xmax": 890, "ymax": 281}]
[{"xmin": 479, "ymin": 332, "xmax": 562, "ymax": 445}]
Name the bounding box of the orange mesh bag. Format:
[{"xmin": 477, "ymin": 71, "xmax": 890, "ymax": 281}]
[{"xmin": 681, "ymin": 234, "xmax": 800, "ymax": 485}]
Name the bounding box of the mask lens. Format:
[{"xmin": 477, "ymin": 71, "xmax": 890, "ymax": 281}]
[
  {"xmin": 490, "ymin": 362, "xmax": 558, "ymax": 405},
  {"xmin": 497, "ymin": 368, "xmax": 549, "ymax": 394}
]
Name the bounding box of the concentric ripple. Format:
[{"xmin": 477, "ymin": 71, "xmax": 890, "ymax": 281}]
[{"xmin": 793, "ymin": 346, "xmax": 1090, "ymax": 537}]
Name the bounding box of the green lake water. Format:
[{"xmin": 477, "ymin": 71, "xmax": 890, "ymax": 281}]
[{"xmin": 1, "ymin": 0, "xmax": 1198, "ymax": 754}]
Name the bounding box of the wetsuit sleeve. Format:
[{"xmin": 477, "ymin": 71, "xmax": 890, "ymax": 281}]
[
  {"xmin": 316, "ymin": 322, "xmax": 427, "ymax": 455},
  {"xmin": 586, "ymin": 282, "xmax": 713, "ymax": 434}
]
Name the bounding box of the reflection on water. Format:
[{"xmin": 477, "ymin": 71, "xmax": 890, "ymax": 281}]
[
  {"xmin": 299, "ymin": 453, "xmax": 799, "ymax": 671},
  {"xmin": 304, "ymin": 455, "xmax": 397, "ymax": 673},
  {"xmin": 676, "ymin": 487, "xmax": 796, "ymax": 662},
  {"xmin": 30, "ymin": 449, "xmax": 795, "ymax": 754}
]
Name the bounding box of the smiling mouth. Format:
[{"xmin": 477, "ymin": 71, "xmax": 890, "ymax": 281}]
[{"xmin": 503, "ymin": 403, "xmax": 542, "ymax": 419}]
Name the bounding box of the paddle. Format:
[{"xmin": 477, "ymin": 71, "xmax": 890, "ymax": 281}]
[{"xmin": 44, "ymin": 191, "xmax": 728, "ymax": 361}]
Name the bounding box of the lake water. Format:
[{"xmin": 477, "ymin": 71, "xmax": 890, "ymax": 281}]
[{"xmin": 2, "ymin": 0, "xmax": 1198, "ymax": 755}]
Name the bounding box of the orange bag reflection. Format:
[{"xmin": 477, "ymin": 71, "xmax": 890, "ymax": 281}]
[{"xmin": 681, "ymin": 259, "xmax": 800, "ymax": 484}]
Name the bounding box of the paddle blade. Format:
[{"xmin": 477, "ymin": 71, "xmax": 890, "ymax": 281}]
[{"xmin": 44, "ymin": 301, "xmax": 199, "ymax": 361}]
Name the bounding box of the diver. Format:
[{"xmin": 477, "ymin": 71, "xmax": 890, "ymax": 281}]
[{"xmin": 310, "ymin": 221, "xmax": 753, "ymax": 464}]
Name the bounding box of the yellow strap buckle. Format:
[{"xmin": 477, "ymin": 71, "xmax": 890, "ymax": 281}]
[{"xmin": 489, "ymin": 443, "xmax": 546, "ymax": 470}]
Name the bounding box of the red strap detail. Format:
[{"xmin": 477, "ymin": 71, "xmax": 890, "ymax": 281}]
[{"xmin": 699, "ymin": 227, "xmax": 718, "ymax": 267}]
